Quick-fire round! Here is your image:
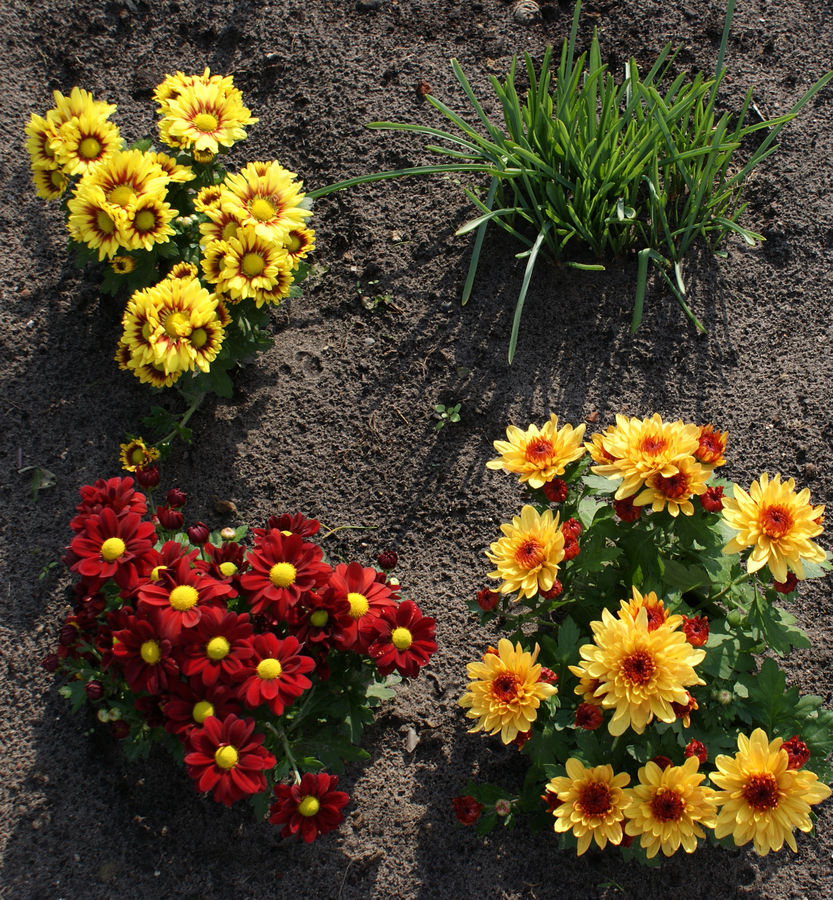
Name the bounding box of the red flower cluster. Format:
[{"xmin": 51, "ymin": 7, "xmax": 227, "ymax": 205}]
[{"xmin": 50, "ymin": 476, "xmax": 438, "ymax": 838}]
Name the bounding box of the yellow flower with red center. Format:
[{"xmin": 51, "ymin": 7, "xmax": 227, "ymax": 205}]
[
  {"xmin": 52, "ymin": 109, "xmax": 121, "ymax": 177},
  {"xmin": 694, "ymin": 423, "xmax": 728, "ymax": 468},
  {"xmin": 617, "ymin": 586, "xmax": 676, "ymax": 631},
  {"xmin": 81, "ymin": 148, "xmax": 170, "ymax": 209},
  {"xmin": 31, "ymin": 165, "xmax": 68, "ymax": 201},
  {"xmin": 569, "ymin": 604, "xmax": 705, "ymax": 736},
  {"xmin": 119, "ymin": 438, "xmax": 159, "ymax": 473},
  {"xmin": 633, "ymin": 456, "xmax": 711, "ymax": 517},
  {"xmin": 459, "ymin": 639, "xmax": 557, "ymax": 743},
  {"xmin": 26, "ymin": 113, "xmax": 61, "ymax": 170},
  {"xmin": 194, "ymin": 184, "xmax": 224, "ymax": 213},
  {"xmin": 146, "ymin": 151, "xmax": 194, "ymax": 184},
  {"xmin": 167, "ymin": 262, "xmax": 198, "ymax": 281},
  {"xmin": 545, "ymin": 759, "xmax": 630, "ymax": 854},
  {"xmin": 283, "ymin": 226, "xmax": 316, "ymax": 268},
  {"xmin": 721, "ymin": 473, "xmax": 825, "ymax": 583},
  {"xmin": 66, "ymin": 183, "xmax": 126, "ymax": 260},
  {"xmin": 486, "ymin": 415, "xmax": 587, "ymax": 489},
  {"xmin": 219, "ymin": 225, "xmax": 292, "ymax": 302},
  {"xmin": 49, "ymin": 86, "xmax": 116, "ymax": 127},
  {"xmin": 624, "ymin": 757, "xmax": 718, "ymax": 857},
  {"xmin": 485, "ymin": 505, "xmax": 565, "ymax": 599},
  {"xmin": 118, "ymin": 194, "xmax": 178, "ymax": 252},
  {"xmin": 711, "ymin": 728, "xmax": 831, "ymax": 855},
  {"xmin": 590, "ymin": 414, "xmax": 701, "ymax": 500}
]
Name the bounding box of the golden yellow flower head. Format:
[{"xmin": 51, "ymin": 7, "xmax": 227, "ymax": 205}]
[
  {"xmin": 219, "ymin": 225, "xmax": 292, "ymax": 302},
  {"xmin": 721, "ymin": 473, "xmax": 826, "ymax": 583},
  {"xmin": 51, "ymin": 109, "xmax": 121, "ymax": 177},
  {"xmin": 118, "ymin": 194, "xmax": 178, "ymax": 252},
  {"xmin": 590, "ymin": 414, "xmax": 701, "ymax": 500},
  {"xmin": 617, "ymin": 586, "xmax": 677, "ymax": 632},
  {"xmin": 31, "ymin": 165, "xmax": 68, "ymax": 200},
  {"xmin": 66, "ymin": 183, "xmax": 126, "ymax": 260},
  {"xmin": 81, "ymin": 148, "xmax": 170, "ymax": 209},
  {"xmin": 459, "ymin": 639, "xmax": 557, "ymax": 744},
  {"xmin": 633, "ymin": 456, "xmax": 711, "ymax": 517},
  {"xmin": 545, "ymin": 759, "xmax": 630, "ymax": 855},
  {"xmin": 624, "ymin": 757, "xmax": 718, "ymax": 858},
  {"xmin": 486, "ymin": 415, "xmax": 586, "ymax": 489},
  {"xmin": 119, "ymin": 438, "xmax": 160, "ymax": 473},
  {"xmin": 569, "ymin": 603, "xmax": 705, "ymax": 736},
  {"xmin": 26, "ymin": 113, "xmax": 61, "ymax": 170},
  {"xmin": 485, "ymin": 505, "xmax": 565, "ymax": 600},
  {"xmin": 711, "ymin": 728, "xmax": 831, "ymax": 855}
]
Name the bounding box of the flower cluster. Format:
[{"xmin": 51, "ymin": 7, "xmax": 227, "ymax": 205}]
[
  {"xmin": 48, "ymin": 472, "xmax": 436, "ymax": 840},
  {"xmin": 26, "ymin": 71, "xmax": 315, "ymax": 415},
  {"xmin": 456, "ymin": 413, "xmax": 832, "ymax": 861}
]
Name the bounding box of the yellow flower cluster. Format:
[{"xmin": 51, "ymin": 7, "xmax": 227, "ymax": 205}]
[
  {"xmin": 116, "ymin": 274, "xmax": 226, "ymax": 387},
  {"xmin": 544, "ymin": 730, "xmax": 830, "ymax": 858},
  {"xmin": 588, "ymin": 413, "xmax": 727, "ymax": 517},
  {"xmin": 486, "ymin": 414, "xmax": 586, "ymax": 488}
]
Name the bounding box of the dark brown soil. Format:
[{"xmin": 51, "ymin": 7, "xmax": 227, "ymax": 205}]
[{"xmin": 2, "ymin": 1, "xmax": 832, "ymax": 897}]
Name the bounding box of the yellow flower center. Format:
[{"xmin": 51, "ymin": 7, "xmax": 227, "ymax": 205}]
[
  {"xmin": 620, "ymin": 650, "xmax": 656, "ymax": 686},
  {"xmin": 50, "ymin": 170, "xmax": 64, "ymax": 187},
  {"xmin": 206, "ymin": 636, "xmax": 231, "ymax": 660},
  {"xmin": 285, "ymin": 232, "xmax": 302, "ymax": 252},
  {"xmin": 100, "ymin": 537, "xmax": 126, "ymax": 561},
  {"xmin": 169, "ymin": 584, "xmax": 199, "ymax": 611},
  {"xmin": 524, "ymin": 437, "xmax": 554, "ymax": 463},
  {"xmin": 96, "ymin": 210, "xmax": 115, "ymax": 234},
  {"xmin": 391, "ymin": 627, "xmax": 413, "ymax": 650},
  {"xmin": 269, "ymin": 562, "xmax": 296, "ymax": 587},
  {"xmin": 577, "ymin": 781, "xmax": 613, "ymax": 817},
  {"xmin": 140, "ymin": 640, "xmax": 161, "ymax": 665},
  {"xmin": 347, "ymin": 592, "xmax": 370, "ymax": 619},
  {"xmin": 107, "ymin": 184, "xmax": 134, "ymax": 207},
  {"xmin": 130, "ymin": 447, "xmax": 146, "ymax": 465},
  {"xmin": 514, "ymin": 537, "xmax": 545, "ymax": 569},
  {"xmin": 249, "ymin": 197, "xmax": 275, "ymax": 221},
  {"xmin": 79, "ymin": 136, "xmax": 102, "ymax": 159},
  {"xmin": 134, "ymin": 209, "xmax": 157, "ymax": 233},
  {"xmin": 192, "ymin": 700, "xmax": 214, "ymax": 723},
  {"xmin": 298, "ymin": 796, "xmax": 320, "ymax": 817},
  {"xmin": 760, "ymin": 505, "xmax": 793, "ymax": 539},
  {"xmin": 141, "ymin": 321, "xmax": 153, "ymax": 341},
  {"xmin": 164, "ymin": 311, "xmax": 192, "ymax": 338},
  {"xmin": 218, "ymin": 561, "xmax": 238, "ymax": 576},
  {"xmin": 150, "ymin": 565, "xmax": 167, "ymax": 582},
  {"xmin": 191, "ymin": 327, "xmax": 208, "ymax": 349},
  {"xmin": 310, "ymin": 610, "xmax": 329, "ymax": 627},
  {"xmin": 256, "ymin": 658, "xmax": 283, "ymax": 680},
  {"xmin": 214, "ymin": 745, "xmax": 238, "ymax": 769},
  {"xmin": 222, "ymin": 221, "xmax": 238, "ymax": 240},
  {"xmin": 649, "ymin": 788, "xmax": 685, "ymax": 822},
  {"xmin": 193, "ymin": 112, "xmax": 219, "ymax": 133},
  {"xmin": 242, "ymin": 252, "xmax": 265, "ymax": 277}
]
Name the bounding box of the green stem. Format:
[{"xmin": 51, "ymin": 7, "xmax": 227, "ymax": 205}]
[
  {"xmin": 267, "ymin": 722, "xmax": 301, "ymax": 784},
  {"xmin": 156, "ymin": 391, "xmax": 206, "ymax": 449},
  {"xmin": 711, "ymin": 571, "xmax": 752, "ymax": 603}
]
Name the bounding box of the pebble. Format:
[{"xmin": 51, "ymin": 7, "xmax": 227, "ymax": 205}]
[{"xmin": 356, "ymin": 0, "xmax": 385, "ymax": 10}]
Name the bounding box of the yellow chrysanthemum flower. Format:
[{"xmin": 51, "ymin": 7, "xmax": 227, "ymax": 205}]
[
  {"xmin": 694, "ymin": 423, "xmax": 728, "ymax": 468},
  {"xmin": 486, "ymin": 415, "xmax": 587, "ymax": 489},
  {"xmin": 283, "ymin": 226, "xmax": 316, "ymax": 269},
  {"xmin": 31, "ymin": 165, "xmax": 67, "ymax": 200},
  {"xmin": 118, "ymin": 195, "xmax": 178, "ymax": 252},
  {"xmin": 82, "ymin": 148, "xmax": 169, "ymax": 209},
  {"xmin": 147, "ymin": 151, "xmax": 194, "ymax": 184},
  {"xmin": 219, "ymin": 225, "xmax": 292, "ymax": 302},
  {"xmin": 111, "ymin": 255, "xmax": 135, "ymax": 275},
  {"xmin": 590, "ymin": 414, "xmax": 701, "ymax": 500},
  {"xmin": 721, "ymin": 473, "xmax": 825, "ymax": 583},
  {"xmin": 569, "ymin": 605, "xmax": 705, "ymax": 736},
  {"xmin": 545, "ymin": 759, "xmax": 631, "ymax": 854},
  {"xmin": 221, "ymin": 160, "xmax": 311, "ymax": 244},
  {"xmin": 119, "ymin": 438, "xmax": 160, "ymax": 473},
  {"xmin": 167, "ymin": 262, "xmax": 198, "ymax": 281},
  {"xmin": 199, "ymin": 202, "xmax": 244, "ymax": 246},
  {"xmin": 25, "ymin": 113, "xmax": 61, "ymax": 170},
  {"xmin": 486, "ymin": 505, "xmax": 565, "ymax": 599},
  {"xmin": 48, "ymin": 87, "xmax": 116, "ymax": 128},
  {"xmin": 459, "ymin": 639, "xmax": 557, "ymax": 743},
  {"xmin": 194, "ymin": 184, "xmax": 224, "ymax": 213},
  {"xmin": 633, "ymin": 456, "xmax": 711, "ymax": 517},
  {"xmin": 711, "ymin": 728, "xmax": 831, "ymax": 855},
  {"xmin": 153, "ymin": 68, "xmax": 235, "ymax": 111},
  {"xmin": 52, "ymin": 110, "xmax": 121, "ymax": 177},
  {"xmin": 158, "ymin": 79, "xmax": 257, "ymax": 155},
  {"xmin": 617, "ymin": 586, "xmax": 677, "ymax": 632},
  {"xmin": 252, "ymin": 266, "xmax": 294, "ymax": 309},
  {"xmin": 66, "ymin": 183, "xmax": 127, "ymax": 260},
  {"xmin": 624, "ymin": 757, "xmax": 718, "ymax": 857}
]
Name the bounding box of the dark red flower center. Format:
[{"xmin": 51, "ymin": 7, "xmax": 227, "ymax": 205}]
[
  {"xmin": 524, "ymin": 437, "xmax": 553, "ymax": 463},
  {"xmin": 621, "ymin": 650, "xmax": 656, "ymax": 686},
  {"xmin": 515, "ymin": 538, "xmax": 545, "ymax": 569},
  {"xmin": 577, "ymin": 782, "xmax": 612, "ymax": 817},
  {"xmin": 761, "ymin": 505, "xmax": 793, "ymax": 539},
  {"xmin": 650, "ymin": 788, "xmax": 685, "ymax": 822},
  {"xmin": 638, "ymin": 435, "xmax": 667, "ymax": 456},
  {"xmin": 742, "ymin": 774, "xmax": 780, "ymax": 811},
  {"xmin": 654, "ymin": 471, "xmax": 690, "ymax": 499},
  {"xmin": 491, "ymin": 672, "xmax": 520, "ymax": 703}
]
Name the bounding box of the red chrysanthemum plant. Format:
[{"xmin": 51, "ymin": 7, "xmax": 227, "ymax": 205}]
[
  {"xmin": 458, "ymin": 412, "xmax": 833, "ymax": 863},
  {"xmin": 47, "ymin": 469, "xmax": 438, "ymax": 841}
]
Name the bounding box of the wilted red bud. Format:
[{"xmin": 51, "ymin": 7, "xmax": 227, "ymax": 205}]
[
  {"xmin": 538, "ymin": 667, "xmax": 558, "ymax": 685},
  {"xmin": 651, "ymin": 755, "xmax": 673, "ymax": 770},
  {"xmin": 782, "ymin": 735, "xmax": 810, "ymax": 770},
  {"xmin": 561, "ymin": 518, "xmax": 582, "ymax": 540},
  {"xmin": 376, "ymin": 549, "xmax": 398, "ymax": 570},
  {"xmin": 511, "ymin": 730, "xmax": 532, "ymax": 750},
  {"xmin": 476, "ymin": 588, "xmax": 500, "ymax": 611},
  {"xmin": 451, "ymin": 795, "xmax": 483, "ymax": 826},
  {"xmin": 110, "ymin": 720, "xmax": 130, "ymax": 740},
  {"xmin": 575, "ymin": 702, "xmax": 603, "ymax": 730},
  {"xmin": 543, "ymin": 478, "xmax": 568, "ymax": 504},
  {"xmin": 562, "ymin": 537, "xmax": 580, "ymax": 561},
  {"xmin": 84, "ymin": 680, "xmax": 104, "ymax": 702},
  {"xmin": 41, "ymin": 653, "xmax": 60, "ymax": 673},
  {"xmin": 684, "ymin": 739, "xmax": 708, "ymax": 764},
  {"xmin": 700, "ymin": 485, "xmax": 724, "ymax": 513},
  {"xmin": 135, "ymin": 465, "xmax": 160, "ymax": 488},
  {"xmin": 539, "ymin": 580, "xmax": 563, "ymax": 599},
  {"xmin": 156, "ymin": 504, "xmax": 184, "ymax": 531},
  {"xmin": 58, "ymin": 623, "xmax": 78, "ymax": 647},
  {"xmin": 613, "ymin": 497, "xmax": 641, "ymax": 522},
  {"xmin": 187, "ymin": 522, "xmax": 210, "ymax": 545},
  {"xmin": 774, "ymin": 572, "xmax": 799, "ymax": 594},
  {"xmin": 165, "ymin": 488, "xmax": 187, "ymax": 508},
  {"xmin": 682, "ymin": 615, "xmax": 709, "ymax": 647},
  {"xmin": 671, "ymin": 693, "xmax": 698, "ymax": 727}
]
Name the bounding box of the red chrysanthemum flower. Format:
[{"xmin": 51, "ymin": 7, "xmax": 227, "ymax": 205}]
[
  {"xmin": 512, "ymin": 730, "xmax": 532, "ymax": 750},
  {"xmin": 367, "ymin": 600, "xmax": 437, "ymax": 678},
  {"xmin": 326, "ymin": 561, "xmax": 397, "ymax": 653},
  {"xmin": 613, "ymin": 496, "xmax": 641, "ymax": 522},
  {"xmin": 538, "ymin": 666, "xmax": 558, "ymax": 685},
  {"xmin": 240, "ymin": 530, "xmax": 332, "ymax": 620},
  {"xmin": 562, "ymin": 518, "xmax": 582, "ymax": 540},
  {"xmin": 70, "ymin": 476, "xmax": 147, "ymax": 531},
  {"xmin": 162, "ymin": 676, "xmax": 241, "ymax": 737},
  {"xmin": 651, "ymin": 755, "xmax": 673, "ymax": 771},
  {"xmin": 543, "ymin": 478, "xmax": 569, "ymax": 504},
  {"xmin": 253, "ymin": 512, "xmax": 321, "ymax": 539},
  {"xmin": 142, "ymin": 540, "xmax": 200, "ymax": 586},
  {"xmin": 671, "ymin": 692, "xmax": 699, "ymax": 728},
  {"xmin": 476, "ymin": 588, "xmax": 500, "ymax": 611},
  {"xmin": 197, "ymin": 541, "xmax": 249, "ymax": 586},
  {"xmin": 782, "ymin": 735, "xmax": 811, "ymax": 770},
  {"xmin": 682, "ymin": 615, "xmax": 710, "ymax": 647},
  {"xmin": 184, "ymin": 714, "xmax": 276, "ymax": 807},
  {"xmin": 452, "ymin": 795, "xmax": 483, "ymax": 826},
  {"xmin": 111, "ymin": 611, "xmax": 179, "ymax": 694},
  {"xmin": 700, "ymin": 485, "xmax": 725, "ymax": 513},
  {"xmin": 70, "ymin": 507, "xmax": 157, "ymax": 590},
  {"xmin": 575, "ymin": 702, "xmax": 604, "ymax": 730},
  {"xmin": 269, "ymin": 772, "xmax": 349, "ymax": 843},
  {"xmin": 235, "ymin": 633, "xmax": 315, "ymax": 715},
  {"xmin": 774, "ymin": 572, "xmax": 799, "ymax": 594},
  {"xmin": 539, "ymin": 580, "xmax": 563, "ymax": 600},
  {"xmin": 137, "ymin": 557, "xmax": 234, "ymax": 641},
  {"xmin": 287, "ymin": 590, "xmax": 352, "ymax": 653},
  {"xmin": 684, "ymin": 739, "xmax": 708, "ymax": 764},
  {"xmin": 180, "ymin": 606, "xmax": 255, "ymax": 686}
]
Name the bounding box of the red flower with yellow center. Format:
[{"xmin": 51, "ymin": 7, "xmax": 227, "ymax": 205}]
[
  {"xmin": 111, "ymin": 612, "xmax": 179, "ymax": 695},
  {"xmin": 180, "ymin": 606, "xmax": 255, "ymax": 686},
  {"xmin": 234, "ymin": 633, "xmax": 315, "ymax": 716},
  {"xmin": 367, "ymin": 600, "xmax": 437, "ymax": 678},
  {"xmin": 325, "ymin": 561, "xmax": 397, "ymax": 653},
  {"xmin": 184, "ymin": 714, "xmax": 275, "ymax": 807},
  {"xmin": 162, "ymin": 677, "xmax": 241, "ymax": 737},
  {"xmin": 70, "ymin": 476, "xmax": 147, "ymax": 531},
  {"xmin": 269, "ymin": 772, "xmax": 349, "ymax": 843},
  {"xmin": 69, "ymin": 507, "xmax": 156, "ymax": 591}
]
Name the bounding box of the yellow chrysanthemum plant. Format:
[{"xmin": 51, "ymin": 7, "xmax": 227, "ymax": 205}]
[
  {"xmin": 26, "ymin": 72, "xmax": 319, "ymax": 452},
  {"xmin": 454, "ymin": 412, "xmax": 833, "ymax": 863}
]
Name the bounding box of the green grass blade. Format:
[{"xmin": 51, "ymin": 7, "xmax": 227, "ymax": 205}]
[
  {"xmin": 508, "ymin": 226, "xmax": 549, "ymax": 363},
  {"xmin": 462, "ymin": 177, "xmax": 498, "ymax": 306}
]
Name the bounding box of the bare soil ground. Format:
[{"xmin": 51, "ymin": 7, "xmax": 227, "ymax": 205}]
[{"xmin": 1, "ymin": 1, "xmax": 832, "ymax": 897}]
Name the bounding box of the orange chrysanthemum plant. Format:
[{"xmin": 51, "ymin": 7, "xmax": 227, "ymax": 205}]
[
  {"xmin": 455, "ymin": 413, "xmax": 833, "ymax": 864},
  {"xmin": 45, "ymin": 463, "xmax": 436, "ymax": 841},
  {"xmin": 26, "ymin": 73, "xmax": 318, "ymax": 450}
]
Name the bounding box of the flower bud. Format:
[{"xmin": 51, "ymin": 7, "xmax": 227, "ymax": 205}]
[
  {"xmin": 110, "ymin": 720, "xmax": 130, "ymax": 740},
  {"xmin": 684, "ymin": 739, "xmax": 708, "ymax": 764},
  {"xmin": 613, "ymin": 497, "xmax": 641, "ymax": 522},
  {"xmin": 575, "ymin": 702, "xmax": 603, "ymax": 730},
  {"xmin": 376, "ymin": 549, "xmax": 398, "ymax": 571},
  {"xmin": 135, "ymin": 465, "xmax": 160, "ymax": 489},
  {"xmin": 156, "ymin": 504, "xmax": 184, "ymax": 531},
  {"xmin": 41, "ymin": 653, "xmax": 60, "ymax": 673},
  {"xmin": 166, "ymin": 487, "xmax": 187, "ymax": 508},
  {"xmin": 782, "ymin": 735, "xmax": 810, "ymax": 770},
  {"xmin": 494, "ymin": 799, "xmax": 512, "ymax": 817},
  {"xmin": 84, "ymin": 680, "xmax": 105, "ymax": 702},
  {"xmin": 220, "ymin": 527, "xmax": 236, "ymax": 541},
  {"xmin": 187, "ymin": 521, "xmax": 210, "ymax": 545},
  {"xmin": 543, "ymin": 478, "xmax": 568, "ymax": 504},
  {"xmin": 58, "ymin": 624, "xmax": 78, "ymax": 646},
  {"xmin": 476, "ymin": 588, "xmax": 500, "ymax": 611},
  {"xmin": 96, "ymin": 708, "xmax": 110, "ymax": 723},
  {"xmin": 451, "ymin": 795, "xmax": 483, "ymax": 826}
]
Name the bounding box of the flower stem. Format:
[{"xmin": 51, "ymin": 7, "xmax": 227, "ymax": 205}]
[
  {"xmin": 711, "ymin": 571, "xmax": 752, "ymax": 602},
  {"xmin": 157, "ymin": 391, "xmax": 206, "ymax": 449},
  {"xmin": 267, "ymin": 722, "xmax": 301, "ymax": 784}
]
